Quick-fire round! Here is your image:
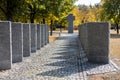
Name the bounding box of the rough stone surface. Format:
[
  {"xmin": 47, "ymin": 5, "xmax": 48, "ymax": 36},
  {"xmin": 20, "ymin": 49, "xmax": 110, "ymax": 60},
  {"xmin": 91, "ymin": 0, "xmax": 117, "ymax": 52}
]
[
  {"xmin": 30, "ymin": 23, "xmax": 37, "ymax": 52},
  {"xmin": 44, "ymin": 24, "xmax": 47, "ymax": 45},
  {"xmin": 23, "ymin": 23, "xmax": 31, "ymax": 57},
  {"xmin": 40, "ymin": 24, "xmax": 44, "ymax": 47},
  {"xmin": 79, "ymin": 23, "xmax": 88, "ymax": 52},
  {"xmin": 43, "ymin": 24, "xmax": 46, "ymax": 45},
  {"xmin": 0, "ymin": 21, "xmax": 12, "ymax": 70},
  {"xmin": 12, "ymin": 22, "xmax": 23, "ymax": 63},
  {"xmin": 47, "ymin": 25, "xmax": 49, "ymax": 43},
  {"xmin": 37, "ymin": 24, "xmax": 41, "ymax": 50},
  {"xmin": 45, "ymin": 24, "xmax": 49, "ymax": 44},
  {"xmin": 66, "ymin": 14, "xmax": 75, "ymax": 33},
  {"xmin": 79, "ymin": 22, "xmax": 110, "ymax": 63}
]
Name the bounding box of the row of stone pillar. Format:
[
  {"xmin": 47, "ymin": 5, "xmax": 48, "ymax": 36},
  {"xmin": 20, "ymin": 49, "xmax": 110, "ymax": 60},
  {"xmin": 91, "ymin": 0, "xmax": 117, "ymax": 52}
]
[
  {"xmin": 79, "ymin": 22, "xmax": 110, "ymax": 64},
  {"xmin": 0, "ymin": 21, "xmax": 49, "ymax": 70}
]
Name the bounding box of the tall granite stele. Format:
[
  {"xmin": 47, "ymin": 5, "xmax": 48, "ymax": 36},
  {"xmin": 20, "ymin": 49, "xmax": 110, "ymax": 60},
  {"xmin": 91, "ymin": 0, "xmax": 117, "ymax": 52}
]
[
  {"xmin": 37, "ymin": 24, "xmax": 41, "ymax": 50},
  {"xmin": 41, "ymin": 24, "xmax": 44, "ymax": 47},
  {"xmin": 66, "ymin": 14, "xmax": 75, "ymax": 33},
  {"xmin": 12, "ymin": 22, "xmax": 23, "ymax": 63},
  {"xmin": 23, "ymin": 23, "xmax": 31, "ymax": 57},
  {"xmin": 30, "ymin": 23, "xmax": 37, "ymax": 53},
  {"xmin": 0, "ymin": 21, "xmax": 12, "ymax": 70}
]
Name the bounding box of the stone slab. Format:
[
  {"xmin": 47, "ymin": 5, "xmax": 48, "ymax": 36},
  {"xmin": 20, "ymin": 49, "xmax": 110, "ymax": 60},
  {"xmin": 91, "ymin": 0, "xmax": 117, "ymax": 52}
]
[
  {"xmin": 79, "ymin": 22, "xmax": 110, "ymax": 64},
  {"xmin": 41, "ymin": 24, "xmax": 44, "ymax": 47},
  {"xmin": 37, "ymin": 24, "xmax": 41, "ymax": 50},
  {"xmin": 23, "ymin": 23, "xmax": 31, "ymax": 57},
  {"xmin": 86, "ymin": 22, "xmax": 110, "ymax": 63},
  {"xmin": 30, "ymin": 23, "xmax": 37, "ymax": 52},
  {"xmin": 0, "ymin": 21, "xmax": 12, "ymax": 70},
  {"xmin": 12, "ymin": 22, "xmax": 23, "ymax": 63},
  {"xmin": 45, "ymin": 24, "xmax": 49, "ymax": 44},
  {"xmin": 44, "ymin": 24, "xmax": 46, "ymax": 45}
]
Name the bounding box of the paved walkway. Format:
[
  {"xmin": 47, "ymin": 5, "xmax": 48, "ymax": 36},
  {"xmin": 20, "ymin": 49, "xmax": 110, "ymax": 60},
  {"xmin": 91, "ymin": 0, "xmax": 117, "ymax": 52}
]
[{"xmin": 0, "ymin": 33, "xmax": 119, "ymax": 80}]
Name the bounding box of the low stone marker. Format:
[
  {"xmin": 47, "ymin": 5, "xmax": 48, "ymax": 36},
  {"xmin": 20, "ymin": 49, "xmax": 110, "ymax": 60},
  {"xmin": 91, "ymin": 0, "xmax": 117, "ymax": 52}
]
[
  {"xmin": 37, "ymin": 24, "xmax": 41, "ymax": 50},
  {"xmin": 67, "ymin": 14, "xmax": 75, "ymax": 33},
  {"xmin": 0, "ymin": 21, "xmax": 12, "ymax": 69},
  {"xmin": 12, "ymin": 22, "xmax": 23, "ymax": 63},
  {"xmin": 23, "ymin": 23, "xmax": 31, "ymax": 57},
  {"xmin": 30, "ymin": 23, "xmax": 37, "ymax": 52},
  {"xmin": 79, "ymin": 22, "xmax": 110, "ymax": 64}
]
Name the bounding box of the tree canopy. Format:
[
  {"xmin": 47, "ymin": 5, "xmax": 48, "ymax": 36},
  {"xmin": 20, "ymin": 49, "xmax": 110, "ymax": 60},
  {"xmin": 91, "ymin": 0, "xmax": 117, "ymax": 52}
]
[
  {"xmin": 100, "ymin": 0, "xmax": 120, "ymax": 24},
  {"xmin": 0, "ymin": 0, "xmax": 76, "ymax": 25}
]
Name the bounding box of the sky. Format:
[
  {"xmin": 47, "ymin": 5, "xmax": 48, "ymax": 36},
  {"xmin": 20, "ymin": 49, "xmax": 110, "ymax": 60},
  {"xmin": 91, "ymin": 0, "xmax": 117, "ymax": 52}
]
[{"xmin": 74, "ymin": 0, "xmax": 101, "ymax": 6}]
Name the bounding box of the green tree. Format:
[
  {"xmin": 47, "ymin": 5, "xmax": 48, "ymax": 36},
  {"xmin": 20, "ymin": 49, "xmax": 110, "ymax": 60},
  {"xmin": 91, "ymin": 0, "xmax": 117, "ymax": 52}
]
[
  {"xmin": 0, "ymin": 0, "xmax": 24, "ymax": 21},
  {"xmin": 102, "ymin": 0, "xmax": 120, "ymax": 23}
]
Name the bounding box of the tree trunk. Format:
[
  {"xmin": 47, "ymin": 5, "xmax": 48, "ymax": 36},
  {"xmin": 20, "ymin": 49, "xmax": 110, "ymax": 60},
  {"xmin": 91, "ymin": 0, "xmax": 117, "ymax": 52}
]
[
  {"xmin": 116, "ymin": 23, "xmax": 119, "ymax": 34},
  {"xmin": 42, "ymin": 18, "xmax": 46, "ymax": 24},
  {"xmin": 30, "ymin": 13, "xmax": 34, "ymax": 23},
  {"xmin": 5, "ymin": 12, "xmax": 13, "ymax": 21},
  {"xmin": 50, "ymin": 20, "xmax": 53, "ymax": 36},
  {"xmin": 5, "ymin": 0, "xmax": 13, "ymax": 21}
]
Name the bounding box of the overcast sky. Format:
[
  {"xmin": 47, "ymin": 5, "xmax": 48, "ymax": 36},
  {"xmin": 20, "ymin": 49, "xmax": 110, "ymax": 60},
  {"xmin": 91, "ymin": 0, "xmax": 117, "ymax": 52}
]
[{"xmin": 74, "ymin": 0, "xmax": 101, "ymax": 6}]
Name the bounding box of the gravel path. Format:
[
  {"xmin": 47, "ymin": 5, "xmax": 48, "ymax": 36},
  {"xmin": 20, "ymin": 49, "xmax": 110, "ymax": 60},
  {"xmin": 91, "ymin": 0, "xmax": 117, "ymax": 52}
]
[
  {"xmin": 0, "ymin": 33, "xmax": 83, "ymax": 80},
  {"xmin": 0, "ymin": 33, "xmax": 119, "ymax": 80}
]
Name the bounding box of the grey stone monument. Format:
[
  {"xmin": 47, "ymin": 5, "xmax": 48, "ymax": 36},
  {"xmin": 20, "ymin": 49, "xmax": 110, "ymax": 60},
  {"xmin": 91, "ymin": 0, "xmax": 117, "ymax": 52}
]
[
  {"xmin": 0, "ymin": 21, "xmax": 12, "ymax": 70},
  {"xmin": 41, "ymin": 24, "xmax": 44, "ymax": 47},
  {"xmin": 67, "ymin": 14, "xmax": 75, "ymax": 33},
  {"xmin": 23, "ymin": 23, "xmax": 31, "ymax": 57},
  {"xmin": 45, "ymin": 24, "xmax": 49, "ymax": 45},
  {"xmin": 79, "ymin": 22, "xmax": 110, "ymax": 64},
  {"xmin": 47, "ymin": 25, "xmax": 49, "ymax": 43},
  {"xmin": 12, "ymin": 22, "xmax": 23, "ymax": 63},
  {"xmin": 30, "ymin": 23, "xmax": 37, "ymax": 52},
  {"xmin": 86, "ymin": 22, "xmax": 110, "ymax": 63},
  {"xmin": 37, "ymin": 24, "xmax": 41, "ymax": 50},
  {"xmin": 43, "ymin": 24, "xmax": 46, "ymax": 45}
]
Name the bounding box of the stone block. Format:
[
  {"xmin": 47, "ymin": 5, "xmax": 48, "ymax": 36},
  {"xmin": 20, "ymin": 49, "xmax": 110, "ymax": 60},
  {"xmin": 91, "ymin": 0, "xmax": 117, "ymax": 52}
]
[
  {"xmin": 0, "ymin": 21, "xmax": 12, "ymax": 70},
  {"xmin": 41, "ymin": 24, "xmax": 44, "ymax": 47},
  {"xmin": 12, "ymin": 22, "xmax": 23, "ymax": 63},
  {"xmin": 86, "ymin": 22, "xmax": 110, "ymax": 63},
  {"xmin": 45, "ymin": 24, "xmax": 49, "ymax": 44},
  {"xmin": 37, "ymin": 24, "xmax": 41, "ymax": 49},
  {"xmin": 23, "ymin": 23, "xmax": 31, "ymax": 57},
  {"xmin": 43, "ymin": 24, "xmax": 46, "ymax": 46},
  {"xmin": 30, "ymin": 23, "xmax": 37, "ymax": 52}
]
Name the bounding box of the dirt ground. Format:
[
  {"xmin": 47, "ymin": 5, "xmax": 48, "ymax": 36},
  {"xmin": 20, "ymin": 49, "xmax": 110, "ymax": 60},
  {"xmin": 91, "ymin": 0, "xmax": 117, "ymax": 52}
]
[
  {"xmin": 88, "ymin": 30, "xmax": 120, "ymax": 80},
  {"xmin": 49, "ymin": 32, "xmax": 60, "ymax": 43}
]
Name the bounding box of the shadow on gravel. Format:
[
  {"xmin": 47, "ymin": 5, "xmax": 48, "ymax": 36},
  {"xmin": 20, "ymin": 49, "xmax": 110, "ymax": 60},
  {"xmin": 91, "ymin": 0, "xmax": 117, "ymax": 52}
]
[
  {"xmin": 36, "ymin": 35, "xmax": 110, "ymax": 78},
  {"xmin": 36, "ymin": 35, "xmax": 83, "ymax": 77},
  {"xmin": 36, "ymin": 35, "xmax": 118, "ymax": 78}
]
